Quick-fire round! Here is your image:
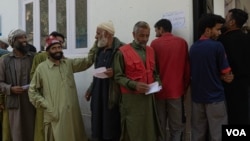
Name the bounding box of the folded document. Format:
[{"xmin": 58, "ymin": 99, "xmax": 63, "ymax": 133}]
[{"xmin": 145, "ymin": 81, "xmax": 162, "ymax": 95}]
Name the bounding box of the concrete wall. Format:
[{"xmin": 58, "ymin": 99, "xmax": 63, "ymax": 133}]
[
  {"xmin": 0, "ymin": 0, "xmax": 20, "ymax": 36},
  {"xmin": 87, "ymin": 0, "xmax": 193, "ymax": 47}
]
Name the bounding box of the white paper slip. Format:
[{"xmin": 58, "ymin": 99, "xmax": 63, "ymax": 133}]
[
  {"xmin": 22, "ymin": 84, "xmax": 30, "ymax": 90},
  {"xmin": 145, "ymin": 81, "xmax": 162, "ymax": 95},
  {"xmin": 93, "ymin": 67, "xmax": 108, "ymax": 79}
]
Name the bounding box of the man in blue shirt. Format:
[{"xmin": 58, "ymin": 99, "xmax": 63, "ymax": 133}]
[{"xmin": 190, "ymin": 13, "xmax": 233, "ymax": 141}]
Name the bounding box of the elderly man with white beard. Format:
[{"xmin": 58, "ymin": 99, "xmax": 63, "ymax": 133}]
[{"xmin": 84, "ymin": 21, "xmax": 124, "ymax": 141}]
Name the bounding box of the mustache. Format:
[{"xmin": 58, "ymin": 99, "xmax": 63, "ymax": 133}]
[{"xmin": 49, "ymin": 51, "xmax": 64, "ymax": 60}]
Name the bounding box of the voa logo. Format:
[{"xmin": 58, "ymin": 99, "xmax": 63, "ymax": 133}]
[{"xmin": 226, "ymin": 129, "xmax": 247, "ymax": 136}]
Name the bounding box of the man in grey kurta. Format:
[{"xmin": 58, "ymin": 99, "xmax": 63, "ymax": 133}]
[
  {"xmin": 28, "ymin": 36, "xmax": 93, "ymax": 141},
  {"xmin": 0, "ymin": 29, "xmax": 36, "ymax": 141}
]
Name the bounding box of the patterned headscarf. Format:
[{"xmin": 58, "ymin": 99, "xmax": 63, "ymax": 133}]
[
  {"xmin": 45, "ymin": 36, "xmax": 61, "ymax": 51},
  {"xmin": 8, "ymin": 29, "xmax": 26, "ymax": 46}
]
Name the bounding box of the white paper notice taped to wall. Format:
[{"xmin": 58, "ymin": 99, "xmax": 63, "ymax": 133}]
[{"xmin": 162, "ymin": 11, "xmax": 185, "ymax": 29}]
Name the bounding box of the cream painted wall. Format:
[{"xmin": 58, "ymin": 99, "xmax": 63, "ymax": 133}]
[
  {"xmin": 88, "ymin": 0, "xmax": 193, "ymax": 47},
  {"xmin": 0, "ymin": 0, "xmax": 20, "ymax": 37}
]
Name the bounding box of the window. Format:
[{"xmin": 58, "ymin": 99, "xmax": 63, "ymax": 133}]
[
  {"xmin": 22, "ymin": 0, "xmax": 88, "ymax": 54},
  {"xmin": 40, "ymin": 0, "xmax": 48, "ymax": 51},
  {"xmin": 25, "ymin": 2, "xmax": 33, "ymax": 44},
  {"xmin": 75, "ymin": 0, "xmax": 87, "ymax": 48},
  {"xmin": 56, "ymin": 0, "xmax": 67, "ymax": 49}
]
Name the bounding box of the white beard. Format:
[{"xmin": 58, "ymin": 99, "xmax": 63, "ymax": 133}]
[{"xmin": 97, "ymin": 36, "xmax": 108, "ymax": 48}]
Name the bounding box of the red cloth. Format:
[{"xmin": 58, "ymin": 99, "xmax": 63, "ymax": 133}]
[
  {"xmin": 119, "ymin": 44, "xmax": 155, "ymax": 94},
  {"xmin": 151, "ymin": 33, "xmax": 190, "ymax": 99}
]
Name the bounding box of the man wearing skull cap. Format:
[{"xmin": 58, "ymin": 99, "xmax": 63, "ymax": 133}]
[
  {"xmin": 28, "ymin": 36, "xmax": 96, "ymax": 141},
  {"xmin": 0, "ymin": 28, "xmax": 36, "ymax": 141},
  {"xmin": 84, "ymin": 20, "xmax": 124, "ymax": 141}
]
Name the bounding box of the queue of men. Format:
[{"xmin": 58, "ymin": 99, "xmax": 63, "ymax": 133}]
[{"xmin": 0, "ymin": 8, "xmax": 250, "ymax": 141}]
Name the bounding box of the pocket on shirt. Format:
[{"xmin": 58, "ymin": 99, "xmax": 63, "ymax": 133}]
[{"xmin": 44, "ymin": 107, "xmax": 59, "ymax": 123}]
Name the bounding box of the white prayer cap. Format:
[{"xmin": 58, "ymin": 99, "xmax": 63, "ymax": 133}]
[{"xmin": 97, "ymin": 21, "xmax": 115, "ymax": 35}]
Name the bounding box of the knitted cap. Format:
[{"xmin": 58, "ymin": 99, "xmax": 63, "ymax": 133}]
[
  {"xmin": 8, "ymin": 29, "xmax": 26, "ymax": 46},
  {"xmin": 97, "ymin": 21, "xmax": 115, "ymax": 35}
]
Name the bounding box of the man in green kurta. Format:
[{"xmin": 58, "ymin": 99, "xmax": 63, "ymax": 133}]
[
  {"xmin": 30, "ymin": 31, "xmax": 97, "ymax": 141},
  {"xmin": 28, "ymin": 36, "xmax": 92, "ymax": 141},
  {"xmin": 114, "ymin": 21, "xmax": 162, "ymax": 141}
]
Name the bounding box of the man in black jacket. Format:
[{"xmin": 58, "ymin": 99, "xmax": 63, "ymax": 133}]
[{"xmin": 218, "ymin": 8, "xmax": 250, "ymax": 125}]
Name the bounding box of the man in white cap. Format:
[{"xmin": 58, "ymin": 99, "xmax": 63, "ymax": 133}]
[
  {"xmin": 0, "ymin": 36, "xmax": 10, "ymax": 57},
  {"xmin": 28, "ymin": 36, "xmax": 95, "ymax": 141},
  {"xmin": 0, "ymin": 29, "xmax": 36, "ymax": 141},
  {"xmin": 84, "ymin": 21, "xmax": 124, "ymax": 141}
]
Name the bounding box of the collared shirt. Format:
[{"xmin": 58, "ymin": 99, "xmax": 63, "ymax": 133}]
[{"xmin": 29, "ymin": 57, "xmax": 90, "ymax": 141}]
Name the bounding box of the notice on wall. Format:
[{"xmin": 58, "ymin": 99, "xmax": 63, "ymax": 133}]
[{"xmin": 162, "ymin": 11, "xmax": 185, "ymax": 29}]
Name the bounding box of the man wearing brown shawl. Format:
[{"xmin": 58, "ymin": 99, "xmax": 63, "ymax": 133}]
[{"xmin": 0, "ymin": 29, "xmax": 36, "ymax": 141}]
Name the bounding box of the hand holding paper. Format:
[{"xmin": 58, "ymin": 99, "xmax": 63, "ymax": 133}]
[
  {"xmin": 145, "ymin": 82, "xmax": 162, "ymax": 95},
  {"xmin": 22, "ymin": 84, "xmax": 30, "ymax": 90},
  {"xmin": 93, "ymin": 67, "xmax": 108, "ymax": 78}
]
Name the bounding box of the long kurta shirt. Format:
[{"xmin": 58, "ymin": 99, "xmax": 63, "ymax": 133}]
[
  {"xmin": 28, "ymin": 57, "xmax": 94, "ymax": 141},
  {"xmin": 0, "ymin": 51, "xmax": 36, "ymax": 141},
  {"xmin": 30, "ymin": 45, "xmax": 97, "ymax": 141},
  {"xmin": 114, "ymin": 41, "xmax": 162, "ymax": 141},
  {"xmin": 90, "ymin": 37, "xmax": 123, "ymax": 140}
]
